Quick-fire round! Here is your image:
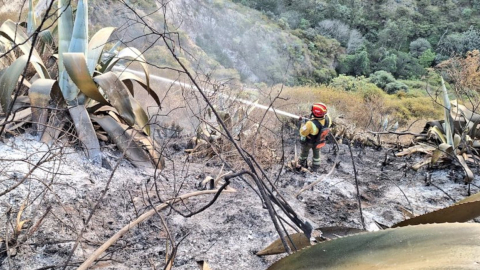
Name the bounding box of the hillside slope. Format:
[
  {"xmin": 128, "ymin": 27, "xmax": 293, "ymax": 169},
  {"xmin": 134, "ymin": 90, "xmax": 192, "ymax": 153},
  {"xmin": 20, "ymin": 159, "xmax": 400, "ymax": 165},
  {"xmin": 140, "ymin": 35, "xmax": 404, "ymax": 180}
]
[{"xmin": 165, "ymin": 0, "xmax": 340, "ymax": 85}]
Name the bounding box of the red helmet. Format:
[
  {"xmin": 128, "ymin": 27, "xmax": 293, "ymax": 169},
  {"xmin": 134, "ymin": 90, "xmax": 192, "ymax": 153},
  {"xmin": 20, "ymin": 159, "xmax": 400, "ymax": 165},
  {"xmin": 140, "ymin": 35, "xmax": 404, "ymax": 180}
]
[{"xmin": 311, "ymin": 103, "xmax": 327, "ymax": 117}]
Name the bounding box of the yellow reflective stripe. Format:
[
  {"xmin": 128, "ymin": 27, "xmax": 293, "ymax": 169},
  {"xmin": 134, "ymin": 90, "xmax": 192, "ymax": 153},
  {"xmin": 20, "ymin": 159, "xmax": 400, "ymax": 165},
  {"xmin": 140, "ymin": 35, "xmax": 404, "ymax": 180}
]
[{"xmin": 311, "ymin": 121, "xmax": 319, "ymax": 135}]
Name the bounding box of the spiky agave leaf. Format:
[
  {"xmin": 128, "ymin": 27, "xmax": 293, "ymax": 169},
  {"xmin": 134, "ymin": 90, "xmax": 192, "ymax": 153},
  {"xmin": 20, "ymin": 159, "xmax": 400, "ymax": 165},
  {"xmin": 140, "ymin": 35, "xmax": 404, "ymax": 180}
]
[
  {"xmin": 427, "ymin": 126, "xmax": 447, "ymax": 144},
  {"xmin": 441, "ymin": 77, "xmax": 454, "ymax": 146},
  {"xmin": 27, "ymin": 0, "xmax": 36, "ymax": 35},
  {"xmin": 37, "ymin": 29, "xmax": 54, "ymax": 55},
  {"xmin": 69, "ymin": 105, "xmax": 101, "ymax": 164},
  {"xmin": 391, "ymin": 199, "xmax": 480, "ymax": 228},
  {"xmin": 129, "ymin": 96, "xmax": 150, "ymax": 135},
  {"xmin": 57, "ymin": 0, "xmax": 73, "ymax": 95},
  {"xmin": 268, "ymin": 223, "xmax": 480, "ymax": 270},
  {"xmin": 431, "ymin": 143, "xmax": 452, "ymax": 164},
  {"xmin": 87, "ymin": 27, "xmax": 116, "ymax": 75},
  {"xmin": 455, "ymin": 191, "xmax": 480, "ymax": 205},
  {"xmin": 63, "ymin": 52, "xmax": 108, "ymax": 103},
  {"xmin": 116, "ymin": 71, "xmax": 160, "ymax": 106},
  {"xmin": 257, "ymin": 233, "xmax": 310, "ymax": 256},
  {"xmin": 0, "ymin": 55, "xmax": 45, "ymax": 112},
  {"xmin": 0, "ymin": 20, "xmax": 50, "ymax": 79},
  {"xmin": 257, "ymin": 227, "xmax": 365, "ymax": 256},
  {"xmin": 456, "ymin": 154, "xmax": 474, "ymax": 183},
  {"xmin": 93, "ymin": 72, "xmax": 135, "ymax": 126},
  {"xmin": 105, "ymin": 47, "xmax": 150, "ymax": 91},
  {"xmin": 91, "ymin": 114, "xmax": 152, "ymax": 169},
  {"xmin": 69, "ymin": 0, "xmax": 88, "ymax": 55}
]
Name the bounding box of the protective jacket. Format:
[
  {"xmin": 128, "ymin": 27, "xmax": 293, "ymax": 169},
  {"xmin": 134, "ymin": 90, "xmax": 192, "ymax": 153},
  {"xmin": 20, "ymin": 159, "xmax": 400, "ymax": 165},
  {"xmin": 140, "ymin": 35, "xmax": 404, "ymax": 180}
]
[{"xmin": 300, "ymin": 115, "xmax": 331, "ymax": 148}]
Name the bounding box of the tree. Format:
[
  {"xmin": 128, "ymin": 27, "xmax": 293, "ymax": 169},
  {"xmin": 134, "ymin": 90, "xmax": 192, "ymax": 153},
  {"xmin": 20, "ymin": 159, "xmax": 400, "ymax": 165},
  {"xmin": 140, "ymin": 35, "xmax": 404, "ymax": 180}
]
[
  {"xmin": 419, "ymin": 49, "xmax": 435, "ymax": 67},
  {"xmin": 410, "ymin": 38, "xmax": 432, "ymax": 58},
  {"xmin": 375, "ymin": 53, "xmax": 397, "ymax": 74},
  {"xmin": 338, "ymin": 49, "xmax": 370, "ymax": 76},
  {"xmin": 393, "ymin": 51, "xmax": 424, "ymax": 79}
]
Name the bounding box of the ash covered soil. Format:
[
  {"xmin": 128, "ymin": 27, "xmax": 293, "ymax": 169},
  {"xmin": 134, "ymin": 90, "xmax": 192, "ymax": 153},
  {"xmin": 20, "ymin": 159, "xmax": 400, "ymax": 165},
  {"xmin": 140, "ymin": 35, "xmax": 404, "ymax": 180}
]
[{"xmin": 1, "ymin": 134, "xmax": 479, "ymax": 270}]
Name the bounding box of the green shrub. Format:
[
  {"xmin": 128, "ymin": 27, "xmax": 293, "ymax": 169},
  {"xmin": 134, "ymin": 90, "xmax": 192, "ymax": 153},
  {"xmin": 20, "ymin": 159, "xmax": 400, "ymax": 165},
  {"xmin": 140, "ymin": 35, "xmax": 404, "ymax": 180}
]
[
  {"xmin": 385, "ymin": 81, "xmax": 408, "ymax": 94},
  {"xmin": 419, "ymin": 49, "xmax": 435, "ymax": 67},
  {"xmin": 330, "ymin": 75, "xmax": 381, "ymax": 93},
  {"xmin": 313, "ymin": 68, "xmax": 336, "ymax": 83},
  {"xmin": 369, "ymin": 70, "xmax": 396, "ymax": 89}
]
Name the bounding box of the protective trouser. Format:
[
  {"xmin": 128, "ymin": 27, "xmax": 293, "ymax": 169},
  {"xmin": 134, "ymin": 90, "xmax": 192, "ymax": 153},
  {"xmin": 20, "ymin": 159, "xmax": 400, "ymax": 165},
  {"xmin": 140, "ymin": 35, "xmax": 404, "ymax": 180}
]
[{"xmin": 299, "ymin": 142, "xmax": 321, "ymax": 167}]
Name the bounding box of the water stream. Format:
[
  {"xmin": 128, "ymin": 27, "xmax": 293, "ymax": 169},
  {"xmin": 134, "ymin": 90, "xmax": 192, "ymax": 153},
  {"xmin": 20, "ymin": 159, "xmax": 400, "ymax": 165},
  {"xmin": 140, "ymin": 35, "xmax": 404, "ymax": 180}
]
[{"xmin": 114, "ymin": 67, "xmax": 301, "ymax": 120}]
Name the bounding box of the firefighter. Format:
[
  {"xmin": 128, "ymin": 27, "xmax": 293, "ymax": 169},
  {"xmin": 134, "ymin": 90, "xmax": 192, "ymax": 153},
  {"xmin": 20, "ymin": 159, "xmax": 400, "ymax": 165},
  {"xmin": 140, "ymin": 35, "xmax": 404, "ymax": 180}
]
[{"xmin": 299, "ymin": 103, "xmax": 331, "ymax": 172}]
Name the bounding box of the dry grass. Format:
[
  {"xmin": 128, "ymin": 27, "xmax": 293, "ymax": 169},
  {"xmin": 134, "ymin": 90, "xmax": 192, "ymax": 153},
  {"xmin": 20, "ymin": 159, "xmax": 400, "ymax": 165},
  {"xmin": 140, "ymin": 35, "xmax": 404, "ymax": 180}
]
[{"xmin": 273, "ymin": 85, "xmax": 443, "ymax": 132}]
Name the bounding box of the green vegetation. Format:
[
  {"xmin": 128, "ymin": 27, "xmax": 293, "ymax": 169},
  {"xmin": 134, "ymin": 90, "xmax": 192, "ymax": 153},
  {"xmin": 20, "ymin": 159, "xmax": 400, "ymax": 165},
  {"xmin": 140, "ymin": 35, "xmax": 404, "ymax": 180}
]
[{"xmin": 234, "ymin": 0, "xmax": 480, "ymax": 83}]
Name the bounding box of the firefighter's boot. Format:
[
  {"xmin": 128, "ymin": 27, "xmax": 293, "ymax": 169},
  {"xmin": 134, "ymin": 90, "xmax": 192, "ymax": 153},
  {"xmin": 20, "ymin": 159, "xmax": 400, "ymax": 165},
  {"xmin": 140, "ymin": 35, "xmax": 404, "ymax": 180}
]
[{"xmin": 311, "ymin": 164, "xmax": 320, "ymax": 172}]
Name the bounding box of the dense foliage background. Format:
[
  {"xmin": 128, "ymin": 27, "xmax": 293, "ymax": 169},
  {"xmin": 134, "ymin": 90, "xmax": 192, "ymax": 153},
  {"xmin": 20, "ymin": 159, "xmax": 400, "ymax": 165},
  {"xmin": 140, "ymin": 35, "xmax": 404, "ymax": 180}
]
[{"xmin": 233, "ymin": 0, "xmax": 480, "ymax": 83}]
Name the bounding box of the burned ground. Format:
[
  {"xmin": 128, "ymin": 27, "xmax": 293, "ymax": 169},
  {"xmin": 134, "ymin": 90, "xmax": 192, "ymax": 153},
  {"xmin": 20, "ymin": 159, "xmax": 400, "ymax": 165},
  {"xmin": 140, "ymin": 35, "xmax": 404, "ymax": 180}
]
[{"xmin": 0, "ymin": 133, "xmax": 478, "ymax": 270}]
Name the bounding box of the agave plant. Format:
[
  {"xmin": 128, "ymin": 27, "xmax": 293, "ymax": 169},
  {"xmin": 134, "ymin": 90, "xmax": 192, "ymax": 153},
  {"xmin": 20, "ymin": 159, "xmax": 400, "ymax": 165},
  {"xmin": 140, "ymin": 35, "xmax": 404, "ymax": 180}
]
[
  {"xmin": 185, "ymin": 97, "xmax": 257, "ymax": 158},
  {"xmin": 396, "ymin": 76, "xmax": 479, "ymax": 182},
  {"xmin": 0, "ymin": 0, "xmax": 163, "ymax": 169},
  {"xmin": 267, "ymin": 223, "xmax": 480, "ymax": 270},
  {"xmin": 264, "ymin": 190, "xmax": 480, "ymax": 269}
]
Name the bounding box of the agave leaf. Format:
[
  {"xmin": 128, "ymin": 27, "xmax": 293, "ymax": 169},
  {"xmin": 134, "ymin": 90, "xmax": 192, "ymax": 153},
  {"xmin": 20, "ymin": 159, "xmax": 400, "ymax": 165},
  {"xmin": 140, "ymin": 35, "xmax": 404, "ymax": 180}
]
[
  {"xmin": 441, "ymin": 77, "xmax": 454, "ymax": 146},
  {"xmin": 69, "ymin": 0, "xmax": 88, "ymax": 55},
  {"xmin": 0, "ymin": 55, "xmax": 30, "ymax": 112},
  {"xmin": 258, "ymin": 227, "xmax": 365, "ymax": 256},
  {"xmin": 57, "ymin": 0, "xmax": 73, "ymax": 92},
  {"xmin": 87, "ymin": 27, "xmax": 116, "ymax": 75},
  {"xmin": 317, "ymin": 226, "xmax": 365, "ymax": 240},
  {"xmin": 11, "ymin": 96, "xmax": 31, "ymax": 112},
  {"xmin": 59, "ymin": 0, "xmax": 88, "ymax": 104},
  {"xmin": 129, "ymin": 97, "xmax": 150, "ymax": 135},
  {"xmin": 431, "ymin": 143, "xmax": 453, "ymax": 164},
  {"xmin": 451, "ymin": 100, "xmax": 480, "ymax": 124},
  {"xmin": 69, "ymin": 106, "xmax": 101, "ymax": 164},
  {"xmin": 456, "ymin": 154, "xmax": 474, "ymax": 183},
  {"xmin": 92, "ymin": 115, "xmax": 152, "ymax": 169},
  {"xmin": 105, "ymin": 47, "xmax": 150, "ymax": 92},
  {"xmin": 93, "ymin": 72, "xmax": 135, "ymax": 126},
  {"xmin": 38, "ymin": 29, "xmax": 54, "ymax": 54},
  {"xmin": 268, "ymin": 223, "xmax": 480, "ymax": 270},
  {"xmin": 392, "ymin": 200, "xmax": 480, "ymax": 228},
  {"xmin": 129, "ymin": 130, "xmax": 164, "ymax": 169},
  {"xmin": 0, "ymin": 20, "xmax": 49, "ymax": 79},
  {"xmin": 27, "ymin": 0, "xmax": 37, "ymax": 35},
  {"xmin": 395, "ymin": 144, "xmax": 436, "ymax": 157},
  {"xmin": 465, "ymin": 135, "xmax": 473, "ymax": 147},
  {"xmin": 427, "ymin": 126, "xmax": 447, "ymax": 144},
  {"xmin": 0, "ymin": 108, "xmax": 32, "ymax": 133},
  {"xmin": 257, "ymin": 233, "xmax": 310, "ymax": 256},
  {"xmin": 469, "ymin": 118, "xmax": 480, "ymax": 138},
  {"xmin": 63, "ymin": 53, "xmax": 108, "ymax": 104},
  {"xmin": 455, "ymin": 191, "xmax": 480, "ymax": 205},
  {"xmin": 29, "ymin": 79, "xmax": 60, "ymax": 135},
  {"xmin": 453, "ymin": 134, "xmax": 461, "ymax": 149},
  {"xmin": 116, "ymin": 71, "xmax": 160, "ymax": 106}
]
